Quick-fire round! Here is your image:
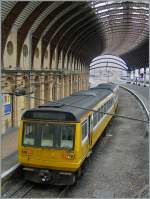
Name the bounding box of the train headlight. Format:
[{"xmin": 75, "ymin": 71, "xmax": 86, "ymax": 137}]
[{"xmin": 64, "ymin": 152, "xmax": 74, "ymax": 160}]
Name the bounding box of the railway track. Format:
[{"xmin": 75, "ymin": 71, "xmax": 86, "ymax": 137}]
[
  {"xmin": 3, "ymin": 180, "xmax": 35, "ymax": 198},
  {"xmin": 57, "ymin": 185, "xmax": 70, "ymax": 198},
  {"xmin": 2, "ymin": 179, "xmax": 70, "ymax": 198}
]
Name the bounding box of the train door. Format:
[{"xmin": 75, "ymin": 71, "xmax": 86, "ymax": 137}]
[{"xmin": 88, "ymin": 115, "xmax": 93, "ymax": 147}]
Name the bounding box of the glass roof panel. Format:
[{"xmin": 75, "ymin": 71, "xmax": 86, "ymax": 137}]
[{"xmin": 94, "ymin": 2, "xmax": 106, "ymax": 7}]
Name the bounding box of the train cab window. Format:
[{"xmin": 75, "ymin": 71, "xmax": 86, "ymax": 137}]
[
  {"xmin": 41, "ymin": 125, "xmax": 53, "ymax": 147},
  {"xmin": 82, "ymin": 120, "xmax": 88, "ymax": 141},
  {"xmin": 22, "ymin": 122, "xmax": 75, "ymax": 149},
  {"xmin": 23, "ymin": 123, "xmax": 36, "ymax": 146},
  {"xmin": 60, "ymin": 126, "xmax": 74, "ymax": 149}
]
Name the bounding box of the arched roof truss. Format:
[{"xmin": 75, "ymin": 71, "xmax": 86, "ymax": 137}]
[{"xmin": 1, "ymin": 0, "xmax": 149, "ymax": 69}]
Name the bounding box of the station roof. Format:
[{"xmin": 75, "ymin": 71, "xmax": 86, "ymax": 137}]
[{"xmin": 2, "ymin": 0, "xmax": 149, "ymax": 70}]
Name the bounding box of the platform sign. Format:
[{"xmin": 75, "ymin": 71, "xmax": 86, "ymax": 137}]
[
  {"xmin": 2, "ymin": 94, "xmax": 11, "ymax": 115},
  {"xmin": 4, "ymin": 104, "xmax": 11, "ymax": 114}
]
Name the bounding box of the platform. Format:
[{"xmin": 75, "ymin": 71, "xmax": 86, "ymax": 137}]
[
  {"xmin": 1, "ymin": 128, "xmax": 19, "ymax": 176},
  {"xmin": 121, "ymin": 83, "xmax": 149, "ymax": 117}
]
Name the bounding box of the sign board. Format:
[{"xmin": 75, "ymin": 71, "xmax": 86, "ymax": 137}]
[
  {"xmin": 4, "ymin": 104, "xmax": 11, "ymax": 114},
  {"xmin": 2, "ymin": 94, "xmax": 11, "ymax": 115}
]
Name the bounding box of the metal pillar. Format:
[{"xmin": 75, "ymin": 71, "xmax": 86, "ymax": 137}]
[
  {"xmin": 127, "ymin": 71, "xmax": 131, "ymax": 83},
  {"xmin": 144, "ymin": 67, "xmax": 147, "ymax": 87},
  {"xmin": 133, "ymin": 70, "xmax": 135, "ymax": 84},
  {"xmin": 30, "ymin": 75, "xmax": 35, "ymax": 108},
  {"xmin": 138, "ymin": 68, "xmax": 140, "ymax": 86}
]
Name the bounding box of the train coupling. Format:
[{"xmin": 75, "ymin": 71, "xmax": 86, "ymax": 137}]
[
  {"xmin": 23, "ymin": 167, "xmax": 52, "ymax": 183},
  {"xmin": 39, "ymin": 170, "xmax": 51, "ymax": 182}
]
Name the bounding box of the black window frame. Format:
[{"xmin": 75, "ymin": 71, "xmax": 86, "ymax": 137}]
[{"xmin": 22, "ymin": 122, "xmax": 76, "ymax": 150}]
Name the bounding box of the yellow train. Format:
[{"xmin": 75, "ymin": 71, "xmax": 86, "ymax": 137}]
[{"xmin": 18, "ymin": 83, "xmax": 119, "ymax": 185}]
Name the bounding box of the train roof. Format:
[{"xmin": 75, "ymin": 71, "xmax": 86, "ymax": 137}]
[{"xmin": 22, "ymin": 83, "xmax": 118, "ymax": 122}]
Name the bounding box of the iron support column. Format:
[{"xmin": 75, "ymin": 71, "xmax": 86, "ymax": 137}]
[
  {"xmin": 133, "ymin": 70, "xmax": 135, "ymax": 84},
  {"xmin": 138, "ymin": 68, "xmax": 140, "ymax": 86},
  {"xmin": 127, "ymin": 71, "xmax": 131, "ymax": 83},
  {"xmin": 144, "ymin": 67, "xmax": 147, "ymax": 87}
]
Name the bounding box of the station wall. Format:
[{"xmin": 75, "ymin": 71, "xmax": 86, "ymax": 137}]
[{"xmin": 2, "ymin": 31, "xmax": 89, "ymax": 134}]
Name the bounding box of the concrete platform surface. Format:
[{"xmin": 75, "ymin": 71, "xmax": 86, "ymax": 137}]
[
  {"xmin": 1, "ymin": 128, "xmax": 19, "ymax": 174},
  {"xmin": 121, "ymin": 83, "xmax": 149, "ymax": 115}
]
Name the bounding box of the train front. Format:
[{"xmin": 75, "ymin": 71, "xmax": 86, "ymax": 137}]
[{"xmin": 18, "ymin": 109, "xmax": 81, "ymax": 185}]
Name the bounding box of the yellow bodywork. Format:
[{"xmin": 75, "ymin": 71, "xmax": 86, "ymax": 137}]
[{"xmin": 18, "ymin": 96, "xmax": 118, "ymax": 173}]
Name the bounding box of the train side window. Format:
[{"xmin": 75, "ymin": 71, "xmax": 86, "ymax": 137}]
[
  {"xmin": 90, "ymin": 115, "xmax": 93, "ymax": 131},
  {"xmin": 103, "ymin": 105, "xmax": 105, "ymax": 116},
  {"xmin": 103, "ymin": 104, "xmax": 106, "ymax": 115},
  {"xmin": 101, "ymin": 106, "xmax": 103, "ymax": 118},
  {"xmin": 110, "ymin": 98, "xmax": 112, "ymax": 106},
  {"xmin": 82, "ymin": 120, "xmax": 88, "ymax": 142},
  {"xmin": 98, "ymin": 108, "xmax": 101, "ymax": 121},
  {"xmin": 112, "ymin": 98, "xmax": 114, "ymax": 105},
  {"xmin": 106, "ymin": 102, "xmax": 108, "ymax": 111},
  {"xmin": 108, "ymin": 100, "xmax": 110, "ymax": 109},
  {"xmin": 93, "ymin": 112, "xmax": 97, "ymax": 127},
  {"xmin": 106, "ymin": 102, "xmax": 108, "ymax": 112},
  {"xmin": 100, "ymin": 106, "xmax": 103, "ymax": 119},
  {"xmin": 107, "ymin": 101, "xmax": 109, "ymax": 110},
  {"xmin": 60, "ymin": 126, "xmax": 74, "ymax": 149},
  {"xmin": 96, "ymin": 112, "xmax": 99, "ymax": 123}
]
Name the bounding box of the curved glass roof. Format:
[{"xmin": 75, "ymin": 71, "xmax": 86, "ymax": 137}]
[{"xmin": 1, "ymin": 0, "xmax": 149, "ymax": 69}]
